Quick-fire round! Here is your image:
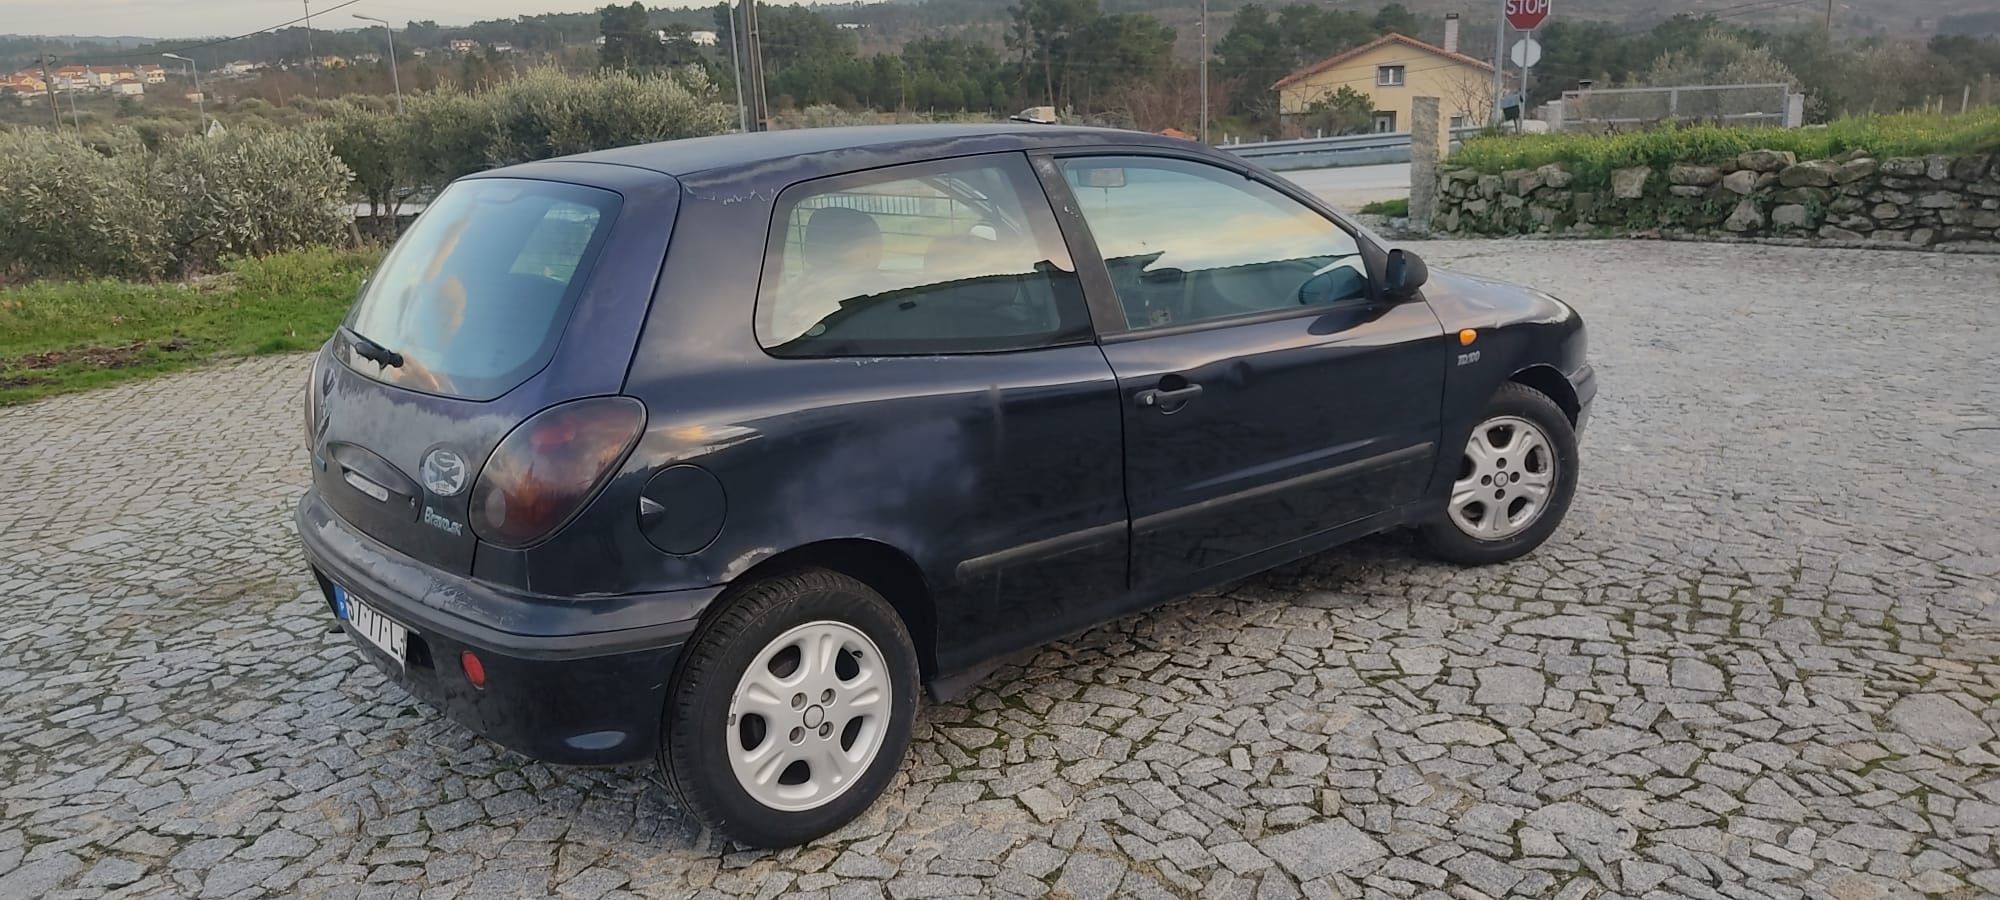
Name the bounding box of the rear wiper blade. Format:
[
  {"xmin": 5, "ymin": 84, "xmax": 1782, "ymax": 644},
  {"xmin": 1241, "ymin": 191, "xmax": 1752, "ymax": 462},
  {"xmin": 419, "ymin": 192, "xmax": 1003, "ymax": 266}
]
[{"xmin": 345, "ymin": 328, "xmax": 404, "ymax": 368}]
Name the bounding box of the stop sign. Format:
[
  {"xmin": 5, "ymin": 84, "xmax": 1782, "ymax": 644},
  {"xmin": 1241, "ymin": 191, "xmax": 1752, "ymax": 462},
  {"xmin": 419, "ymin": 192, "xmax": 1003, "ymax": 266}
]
[{"xmin": 1505, "ymin": 0, "xmax": 1551, "ymax": 30}]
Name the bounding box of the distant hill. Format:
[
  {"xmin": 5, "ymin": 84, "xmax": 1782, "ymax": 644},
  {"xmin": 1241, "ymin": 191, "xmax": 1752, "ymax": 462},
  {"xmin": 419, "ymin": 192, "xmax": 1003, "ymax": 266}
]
[
  {"xmin": 2, "ymin": 34, "xmax": 157, "ymax": 46},
  {"xmin": 4, "ymin": 0, "xmax": 1990, "ymax": 60},
  {"xmin": 843, "ymin": 0, "xmax": 1996, "ymax": 39}
]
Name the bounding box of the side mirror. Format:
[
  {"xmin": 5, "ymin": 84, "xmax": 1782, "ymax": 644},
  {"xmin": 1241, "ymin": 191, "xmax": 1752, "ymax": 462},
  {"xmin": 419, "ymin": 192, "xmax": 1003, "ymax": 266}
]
[{"xmin": 1384, "ymin": 248, "xmax": 1428, "ymax": 298}]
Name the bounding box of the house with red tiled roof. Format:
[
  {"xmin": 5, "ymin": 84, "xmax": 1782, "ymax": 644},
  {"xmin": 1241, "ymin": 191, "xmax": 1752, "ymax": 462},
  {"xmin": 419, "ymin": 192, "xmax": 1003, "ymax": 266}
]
[
  {"xmin": 49, "ymin": 65, "xmax": 95, "ymax": 91},
  {"xmin": 1272, "ymin": 16, "xmax": 1501, "ymax": 133}
]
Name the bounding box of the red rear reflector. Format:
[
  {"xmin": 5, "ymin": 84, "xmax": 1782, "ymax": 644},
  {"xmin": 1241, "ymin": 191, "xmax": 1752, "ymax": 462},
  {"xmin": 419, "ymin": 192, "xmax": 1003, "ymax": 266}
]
[{"xmin": 460, "ymin": 650, "xmax": 487, "ymax": 689}]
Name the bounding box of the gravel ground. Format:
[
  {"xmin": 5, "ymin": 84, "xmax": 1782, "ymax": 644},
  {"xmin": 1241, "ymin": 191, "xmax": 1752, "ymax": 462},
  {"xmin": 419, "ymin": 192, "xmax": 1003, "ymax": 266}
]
[{"xmin": 2, "ymin": 240, "xmax": 1997, "ymax": 900}]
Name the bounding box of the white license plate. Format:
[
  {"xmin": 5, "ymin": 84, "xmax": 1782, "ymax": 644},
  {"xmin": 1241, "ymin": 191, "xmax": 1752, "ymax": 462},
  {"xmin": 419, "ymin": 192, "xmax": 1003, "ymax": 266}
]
[{"xmin": 344, "ymin": 591, "xmax": 409, "ymax": 670}]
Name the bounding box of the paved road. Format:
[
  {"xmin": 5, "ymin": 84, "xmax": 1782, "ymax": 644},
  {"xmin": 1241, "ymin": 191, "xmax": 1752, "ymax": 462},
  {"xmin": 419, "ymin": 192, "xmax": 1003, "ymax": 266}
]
[
  {"xmin": 3, "ymin": 241, "xmax": 1998, "ymax": 900},
  {"xmin": 1281, "ymin": 163, "xmax": 1411, "ymax": 211}
]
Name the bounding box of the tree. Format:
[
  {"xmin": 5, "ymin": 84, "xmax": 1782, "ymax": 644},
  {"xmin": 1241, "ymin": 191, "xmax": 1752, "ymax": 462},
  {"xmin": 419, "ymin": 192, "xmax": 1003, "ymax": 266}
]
[
  {"xmin": 659, "ymin": 24, "xmax": 705, "ymax": 68},
  {"xmin": 1215, "ymin": 2, "xmax": 1376, "ymax": 125},
  {"xmin": 1297, "ymin": 85, "xmax": 1374, "ymax": 136},
  {"xmin": 599, "ymin": 2, "xmax": 659, "ymax": 71},
  {"xmin": 1370, "ymin": 3, "xmax": 1421, "ymax": 38},
  {"xmin": 321, "ymin": 102, "xmax": 408, "ymax": 219},
  {"xmin": 758, "ymin": 5, "xmax": 857, "ymax": 70},
  {"xmin": 1008, "ymin": 0, "xmax": 1097, "ymax": 110},
  {"xmin": 1647, "ymin": 27, "xmax": 1795, "ymax": 87},
  {"xmin": 1070, "ymin": 13, "xmax": 1176, "ymax": 113},
  {"xmin": 403, "ymin": 20, "xmax": 444, "ymax": 49}
]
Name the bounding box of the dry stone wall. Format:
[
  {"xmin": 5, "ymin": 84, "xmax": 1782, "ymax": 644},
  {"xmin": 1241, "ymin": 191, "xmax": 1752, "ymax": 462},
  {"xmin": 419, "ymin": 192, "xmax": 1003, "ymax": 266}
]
[{"xmin": 1434, "ymin": 150, "xmax": 2000, "ymax": 249}]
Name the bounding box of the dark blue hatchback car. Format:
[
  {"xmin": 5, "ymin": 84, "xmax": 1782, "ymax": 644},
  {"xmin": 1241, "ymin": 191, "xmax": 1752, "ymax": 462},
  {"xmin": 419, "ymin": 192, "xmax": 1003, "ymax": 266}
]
[{"xmin": 296, "ymin": 124, "xmax": 1593, "ymax": 847}]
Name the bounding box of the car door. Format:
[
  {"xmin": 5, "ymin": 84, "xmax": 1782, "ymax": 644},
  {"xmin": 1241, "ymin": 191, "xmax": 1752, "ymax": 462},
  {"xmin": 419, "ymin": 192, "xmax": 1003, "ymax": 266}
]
[
  {"xmin": 679, "ymin": 151, "xmax": 1130, "ymax": 675},
  {"xmin": 1039, "ymin": 152, "xmax": 1446, "ymax": 594}
]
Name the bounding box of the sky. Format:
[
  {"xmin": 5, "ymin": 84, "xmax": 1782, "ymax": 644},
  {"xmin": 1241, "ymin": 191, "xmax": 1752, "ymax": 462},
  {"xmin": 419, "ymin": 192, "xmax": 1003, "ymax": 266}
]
[{"xmin": 0, "ymin": 0, "xmax": 827, "ymax": 40}]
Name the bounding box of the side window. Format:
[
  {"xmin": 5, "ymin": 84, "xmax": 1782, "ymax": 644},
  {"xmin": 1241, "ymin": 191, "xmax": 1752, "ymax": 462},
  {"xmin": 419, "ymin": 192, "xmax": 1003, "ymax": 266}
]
[
  {"xmin": 1059, "ymin": 156, "xmax": 1370, "ymax": 331},
  {"xmin": 756, "ymin": 154, "xmax": 1091, "ymax": 357}
]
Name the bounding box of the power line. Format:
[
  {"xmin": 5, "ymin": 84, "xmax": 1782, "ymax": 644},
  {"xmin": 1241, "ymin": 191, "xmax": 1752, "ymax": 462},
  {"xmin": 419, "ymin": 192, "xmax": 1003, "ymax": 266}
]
[{"xmin": 60, "ymin": 0, "xmax": 364, "ymax": 64}]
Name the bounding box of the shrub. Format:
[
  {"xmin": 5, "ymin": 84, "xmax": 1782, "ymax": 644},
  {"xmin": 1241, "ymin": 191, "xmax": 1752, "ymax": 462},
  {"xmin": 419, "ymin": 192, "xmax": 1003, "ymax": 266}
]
[
  {"xmin": 321, "ymin": 102, "xmax": 411, "ymax": 217},
  {"xmin": 0, "ymin": 128, "xmax": 352, "ymax": 280},
  {"xmin": 1357, "ymin": 197, "xmax": 1409, "ymax": 216},
  {"xmin": 153, "ymin": 130, "xmax": 353, "ymax": 267},
  {"xmin": 482, "ymin": 67, "xmax": 734, "ymax": 168},
  {"xmin": 0, "ymin": 130, "xmax": 169, "ymax": 280},
  {"xmin": 327, "ymin": 67, "xmax": 736, "ymax": 208},
  {"xmin": 1451, "ymin": 108, "xmax": 2000, "ymax": 188}
]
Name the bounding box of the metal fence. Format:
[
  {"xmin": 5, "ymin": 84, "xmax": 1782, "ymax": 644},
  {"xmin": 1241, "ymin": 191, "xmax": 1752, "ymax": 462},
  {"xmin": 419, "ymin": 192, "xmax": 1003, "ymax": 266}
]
[
  {"xmin": 1223, "ymin": 126, "xmax": 1485, "ymax": 171},
  {"xmin": 1548, "ymin": 83, "xmax": 1803, "ymax": 131}
]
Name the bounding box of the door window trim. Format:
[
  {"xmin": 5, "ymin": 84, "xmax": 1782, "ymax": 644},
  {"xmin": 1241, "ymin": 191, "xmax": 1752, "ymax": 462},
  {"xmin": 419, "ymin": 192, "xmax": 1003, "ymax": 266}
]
[
  {"xmin": 1030, "ymin": 147, "xmax": 1389, "ymax": 342},
  {"xmin": 751, "ymin": 150, "xmax": 1098, "ymax": 359}
]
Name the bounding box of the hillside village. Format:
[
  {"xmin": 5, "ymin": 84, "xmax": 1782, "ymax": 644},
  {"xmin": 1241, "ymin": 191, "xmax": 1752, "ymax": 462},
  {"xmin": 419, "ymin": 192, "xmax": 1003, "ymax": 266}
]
[{"xmin": 2, "ymin": 63, "xmax": 169, "ymax": 100}]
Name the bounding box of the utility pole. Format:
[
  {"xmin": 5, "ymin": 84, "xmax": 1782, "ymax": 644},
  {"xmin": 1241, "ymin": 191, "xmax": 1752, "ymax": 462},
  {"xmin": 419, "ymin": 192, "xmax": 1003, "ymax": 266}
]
[
  {"xmin": 725, "ymin": 0, "xmax": 748, "ymax": 131},
  {"xmin": 40, "ymin": 55, "xmax": 61, "ymax": 133},
  {"xmin": 1199, "ymin": 0, "xmax": 1209, "ymax": 144},
  {"xmin": 303, "ymin": 0, "xmax": 320, "ymax": 99},
  {"xmin": 743, "ymin": 0, "xmax": 769, "ymax": 131},
  {"xmin": 1824, "ymin": 0, "xmax": 1833, "ymax": 30},
  {"xmin": 1490, "ymin": 3, "xmax": 1507, "ymax": 126}
]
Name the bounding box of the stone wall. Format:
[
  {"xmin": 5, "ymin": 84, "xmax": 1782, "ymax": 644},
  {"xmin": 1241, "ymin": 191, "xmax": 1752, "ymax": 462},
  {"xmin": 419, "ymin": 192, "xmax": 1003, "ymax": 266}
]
[{"xmin": 1433, "ymin": 150, "xmax": 2000, "ymax": 249}]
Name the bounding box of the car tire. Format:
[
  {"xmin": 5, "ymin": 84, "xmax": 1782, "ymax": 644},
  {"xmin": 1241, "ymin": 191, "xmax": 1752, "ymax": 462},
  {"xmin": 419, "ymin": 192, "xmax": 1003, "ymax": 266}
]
[
  {"xmin": 1420, "ymin": 382, "xmax": 1578, "ymax": 566},
  {"xmin": 659, "ymin": 568, "xmax": 919, "ymax": 848}
]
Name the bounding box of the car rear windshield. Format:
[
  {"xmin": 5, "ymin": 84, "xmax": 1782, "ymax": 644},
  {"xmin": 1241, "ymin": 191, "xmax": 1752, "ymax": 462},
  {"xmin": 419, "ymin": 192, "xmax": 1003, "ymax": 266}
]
[{"xmin": 342, "ymin": 178, "xmax": 621, "ymax": 400}]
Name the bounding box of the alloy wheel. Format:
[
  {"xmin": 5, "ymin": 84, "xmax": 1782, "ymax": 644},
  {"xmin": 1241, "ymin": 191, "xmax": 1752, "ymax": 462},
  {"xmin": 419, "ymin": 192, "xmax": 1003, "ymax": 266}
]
[
  {"xmin": 1448, "ymin": 414, "xmax": 1558, "ymax": 541},
  {"xmin": 725, "ymin": 620, "xmax": 890, "ymax": 812}
]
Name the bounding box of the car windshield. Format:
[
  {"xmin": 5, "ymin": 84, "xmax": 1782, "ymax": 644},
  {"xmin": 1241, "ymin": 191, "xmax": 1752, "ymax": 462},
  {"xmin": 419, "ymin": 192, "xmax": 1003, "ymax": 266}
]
[{"xmin": 342, "ymin": 178, "xmax": 620, "ymax": 400}]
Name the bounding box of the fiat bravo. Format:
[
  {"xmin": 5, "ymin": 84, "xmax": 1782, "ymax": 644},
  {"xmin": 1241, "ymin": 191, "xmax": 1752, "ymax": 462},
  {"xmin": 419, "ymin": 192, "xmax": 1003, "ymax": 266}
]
[{"xmin": 296, "ymin": 124, "xmax": 1594, "ymax": 847}]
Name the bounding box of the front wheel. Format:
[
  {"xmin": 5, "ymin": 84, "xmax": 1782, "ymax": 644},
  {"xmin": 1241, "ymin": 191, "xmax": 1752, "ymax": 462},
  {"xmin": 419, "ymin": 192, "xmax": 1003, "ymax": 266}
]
[
  {"xmin": 659, "ymin": 568, "xmax": 919, "ymax": 848},
  {"xmin": 1420, "ymin": 382, "xmax": 1579, "ymax": 565}
]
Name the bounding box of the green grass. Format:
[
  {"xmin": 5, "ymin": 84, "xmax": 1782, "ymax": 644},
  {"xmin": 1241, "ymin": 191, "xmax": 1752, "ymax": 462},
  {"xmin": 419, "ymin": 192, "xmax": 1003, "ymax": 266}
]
[
  {"xmin": 1357, "ymin": 197, "xmax": 1410, "ymax": 216},
  {"xmin": 0, "ymin": 248, "xmax": 380, "ymax": 406},
  {"xmin": 1450, "ymin": 108, "xmax": 2000, "ymax": 189}
]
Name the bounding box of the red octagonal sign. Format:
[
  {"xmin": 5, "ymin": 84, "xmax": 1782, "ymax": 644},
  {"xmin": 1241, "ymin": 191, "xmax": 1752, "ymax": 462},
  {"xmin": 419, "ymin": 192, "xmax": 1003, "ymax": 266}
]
[{"xmin": 1506, "ymin": 0, "xmax": 1551, "ymax": 31}]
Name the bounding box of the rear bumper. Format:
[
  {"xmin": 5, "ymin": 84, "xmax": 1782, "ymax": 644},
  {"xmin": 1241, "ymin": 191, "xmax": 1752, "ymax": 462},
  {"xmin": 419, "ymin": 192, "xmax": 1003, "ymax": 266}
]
[{"xmin": 295, "ymin": 490, "xmax": 723, "ymax": 765}]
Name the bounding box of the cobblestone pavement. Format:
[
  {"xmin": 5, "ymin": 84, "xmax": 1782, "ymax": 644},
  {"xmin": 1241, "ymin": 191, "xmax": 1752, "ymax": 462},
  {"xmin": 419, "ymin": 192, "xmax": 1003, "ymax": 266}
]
[{"xmin": 3, "ymin": 240, "xmax": 1998, "ymax": 900}]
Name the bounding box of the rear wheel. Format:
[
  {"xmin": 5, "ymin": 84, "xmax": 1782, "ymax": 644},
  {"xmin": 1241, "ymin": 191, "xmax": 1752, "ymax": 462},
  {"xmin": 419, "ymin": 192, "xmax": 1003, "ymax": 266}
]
[
  {"xmin": 1420, "ymin": 382, "xmax": 1578, "ymax": 565},
  {"xmin": 660, "ymin": 569, "xmax": 919, "ymax": 848}
]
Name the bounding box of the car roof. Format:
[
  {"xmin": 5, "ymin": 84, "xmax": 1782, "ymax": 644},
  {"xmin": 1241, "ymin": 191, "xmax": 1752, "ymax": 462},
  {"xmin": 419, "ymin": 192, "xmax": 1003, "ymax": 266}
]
[{"xmin": 540, "ymin": 123, "xmax": 1197, "ymax": 178}]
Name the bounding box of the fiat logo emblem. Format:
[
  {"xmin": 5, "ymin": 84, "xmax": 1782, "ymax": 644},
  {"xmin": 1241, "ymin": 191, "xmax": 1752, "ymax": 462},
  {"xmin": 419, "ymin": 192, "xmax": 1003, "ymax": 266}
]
[{"xmin": 421, "ymin": 448, "xmax": 468, "ymax": 497}]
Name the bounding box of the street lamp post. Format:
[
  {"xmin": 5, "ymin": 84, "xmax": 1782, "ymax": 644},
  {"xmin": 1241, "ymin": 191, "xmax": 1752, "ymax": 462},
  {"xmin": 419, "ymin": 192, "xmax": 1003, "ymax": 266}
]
[
  {"xmin": 162, "ymin": 52, "xmax": 205, "ymax": 133},
  {"xmin": 353, "ymin": 14, "xmax": 403, "ymax": 115},
  {"xmin": 725, "ymin": 0, "xmax": 747, "ymax": 132}
]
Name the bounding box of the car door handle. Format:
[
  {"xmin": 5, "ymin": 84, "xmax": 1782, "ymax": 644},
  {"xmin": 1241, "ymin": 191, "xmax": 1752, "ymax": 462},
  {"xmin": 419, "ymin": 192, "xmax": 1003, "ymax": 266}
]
[{"xmin": 1136, "ymin": 382, "xmax": 1203, "ymax": 411}]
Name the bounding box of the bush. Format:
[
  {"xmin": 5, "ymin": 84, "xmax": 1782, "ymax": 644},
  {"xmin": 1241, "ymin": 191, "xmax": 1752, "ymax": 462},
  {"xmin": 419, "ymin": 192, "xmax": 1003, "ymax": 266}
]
[
  {"xmin": 481, "ymin": 67, "xmax": 734, "ymax": 170},
  {"xmin": 1452, "ymin": 108, "xmax": 2000, "ymax": 188},
  {"xmin": 344, "ymin": 67, "xmax": 736, "ymax": 199},
  {"xmin": 0, "ymin": 130, "xmax": 168, "ymax": 280},
  {"xmin": 1357, "ymin": 197, "xmax": 1409, "ymax": 216},
  {"xmin": 153, "ymin": 131, "xmax": 354, "ymax": 268},
  {"xmin": 0, "ymin": 128, "xmax": 352, "ymax": 280}
]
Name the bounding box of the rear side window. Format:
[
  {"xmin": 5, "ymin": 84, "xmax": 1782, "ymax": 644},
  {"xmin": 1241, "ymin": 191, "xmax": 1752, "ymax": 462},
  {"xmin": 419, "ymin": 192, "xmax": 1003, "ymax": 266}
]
[
  {"xmin": 756, "ymin": 154, "xmax": 1091, "ymax": 357},
  {"xmin": 343, "ymin": 178, "xmax": 620, "ymax": 400}
]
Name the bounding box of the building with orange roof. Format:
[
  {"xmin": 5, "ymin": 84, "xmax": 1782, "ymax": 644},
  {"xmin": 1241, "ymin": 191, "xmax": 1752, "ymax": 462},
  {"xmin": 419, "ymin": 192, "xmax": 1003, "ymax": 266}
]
[{"xmin": 1272, "ymin": 17, "xmax": 1502, "ymax": 133}]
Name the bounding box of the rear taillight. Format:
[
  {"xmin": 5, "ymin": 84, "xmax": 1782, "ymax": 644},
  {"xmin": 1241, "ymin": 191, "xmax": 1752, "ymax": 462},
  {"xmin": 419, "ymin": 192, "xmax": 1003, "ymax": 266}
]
[
  {"xmin": 469, "ymin": 397, "xmax": 647, "ymax": 548},
  {"xmin": 305, "ymin": 352, "xmax": 324, "ymax": 451}
]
